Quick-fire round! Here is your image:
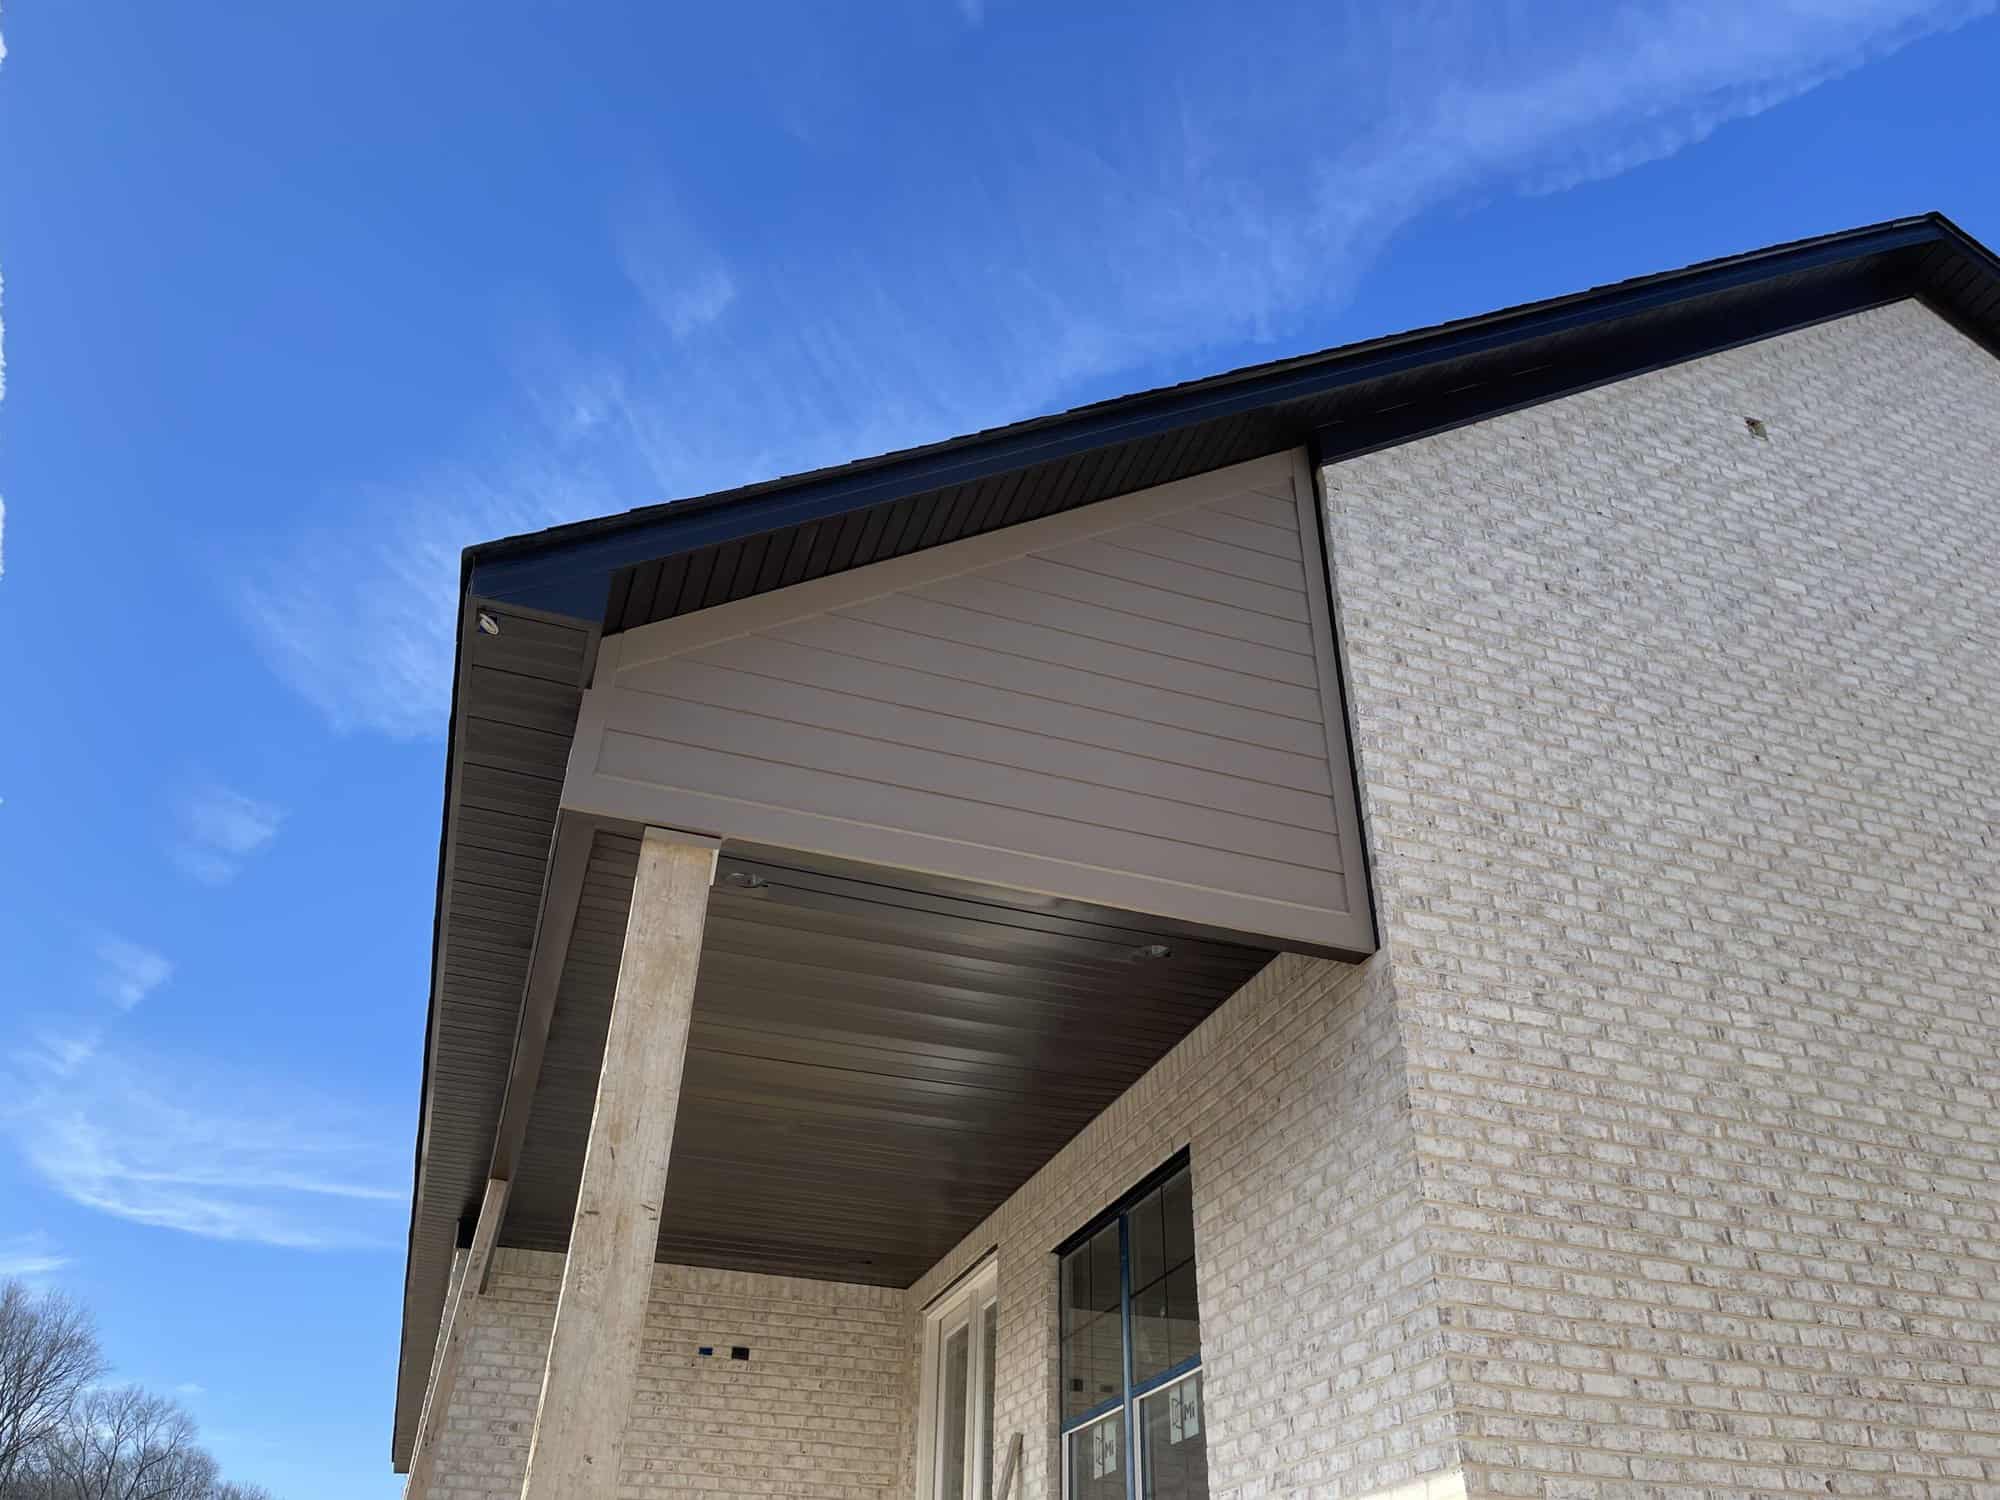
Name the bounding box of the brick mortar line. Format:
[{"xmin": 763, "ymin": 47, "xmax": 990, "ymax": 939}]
[{"xmin": 1402, "ymin": 1075, "xmax": 2000, "ymax": 1163}]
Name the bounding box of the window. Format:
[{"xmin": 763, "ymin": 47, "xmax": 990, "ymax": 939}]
[
  {"xmin": 920, "ymin": 1257, "xmax": 999, "ymax": 1500},
  {"xmin": 1058, "ymin": 1158, "xmax": 1207, "ymax": 1500}
]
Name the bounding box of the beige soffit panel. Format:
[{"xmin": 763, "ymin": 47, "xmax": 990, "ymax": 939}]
[{"xmin": 561, "ymin": 450, "xmax": 1374, "ymax": 954}]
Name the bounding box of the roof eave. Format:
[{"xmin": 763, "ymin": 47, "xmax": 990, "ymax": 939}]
[{"xmin": 461, "ymin": 213, "xmax": 1974, "ymax": 623}]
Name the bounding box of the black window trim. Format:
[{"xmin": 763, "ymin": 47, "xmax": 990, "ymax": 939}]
[
  {"xmin": 1055, "ymin": 1149, "xmax": 1205, "ymax": 1495},
  {"xmin": 1052, "ymin": 1148, "xmax": 1192, "ymax": 1259}
]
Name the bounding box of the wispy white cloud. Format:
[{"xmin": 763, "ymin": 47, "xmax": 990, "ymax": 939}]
[
  {"xmin": 173, "ymin": 782, "xmax": 283, "ymax": 884},
  {"xmin": 95, "ymin": 936, "xmax": 173, "ymax": 1011},
  {"xmin": 4, "ymin": 935, "xmax": 396, "ymax": 1251},
  {"xmin": 618, "ymin": 189, "xmax": 739, "ymax": 340},
  {"xmin": 6, "ymin": 1042, "xmax": 401, "ymax": 1251},
  {"xmin": 1293, "ymin": 0, "xmax": 1995, "ymax": 242},
  {"xmin": 0, "ymin": 1232, "xmax": 68, "ymax": 1280},
  {"xmin": 239, "ymin": 0, "xmax": 1991, "ymax": 738},
  {"xmin": 238, "ymin": 473, "xmax": 593, "ymax": 740},
  {"xmin": 19, "ymin": 1025, "xmax": 105, "ymax": 1078}
]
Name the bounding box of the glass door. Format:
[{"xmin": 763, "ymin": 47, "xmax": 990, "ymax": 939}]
[{"xmin": 922, "ymin": 1258, "xmax": 1000, "ymax": 1500}]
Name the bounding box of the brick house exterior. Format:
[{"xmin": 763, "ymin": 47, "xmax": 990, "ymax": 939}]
[{"xmin": 396, "ymin": 220, "xmax": 2000, "ymax": 1500}]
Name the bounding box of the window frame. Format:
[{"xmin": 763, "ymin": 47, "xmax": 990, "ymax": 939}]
[
  {"xmin": 1055, "ymin": 1151, "xmax": 1202, "ymax": 1500},
  {"xmin": 917, "ymin": 1253, "xmax": 1000, "ymax": 1500}
]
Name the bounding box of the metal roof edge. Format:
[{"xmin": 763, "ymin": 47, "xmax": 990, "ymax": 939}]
[
  {"xmin": 462, "ymin": 213, "xmax": 1979, "ymax": 621},
  {"xmin": 392, "ymin": 577, "xmax": 474, "ymax": 1467}
]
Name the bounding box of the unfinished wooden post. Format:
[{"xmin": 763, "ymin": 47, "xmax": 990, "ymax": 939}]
[
  {"xmin": 404, "ymin": 1176, "xmax": 510, "ymax": 1500},
  {"xmin": 517, "ymin": 826, "xmax": 716, "ymax": 1500}
]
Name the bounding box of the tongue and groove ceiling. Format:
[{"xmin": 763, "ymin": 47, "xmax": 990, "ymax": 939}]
[{"xmin": 502, "ymin": 832, "xmax": 1276, "ymax": 1288}]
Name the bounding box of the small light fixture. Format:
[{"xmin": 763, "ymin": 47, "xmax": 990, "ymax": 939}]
[
  {"xmin": 1743, "ymin": 417, "xmax": 1768, "ymax": 441},
  {"xmin": 721, "ymin": 869, "xmax": 768, "ymax": 894},
  {"xmin": 1130, "ymin": 942, "xmax": 1173, "ymax": 962},
  {"xmin": 476, "ymin": 611, "xmax": 501, "ymax": 636}
]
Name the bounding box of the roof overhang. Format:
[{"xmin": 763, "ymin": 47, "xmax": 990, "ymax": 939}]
[
  {"xmin": 393, "ymin": 212, "xmax": 2000, "ymax": 1468},
  {"xmin": 467, "ymin": 214, "xmax": 2000, "ymax": 632}
]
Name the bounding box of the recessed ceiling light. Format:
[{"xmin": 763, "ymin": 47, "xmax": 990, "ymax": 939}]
[{"xmin": 1130, "ymin": 943, "xmax": 1173, "ymax": 962}]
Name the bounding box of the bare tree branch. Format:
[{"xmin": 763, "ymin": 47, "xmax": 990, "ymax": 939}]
[
  {"xmin": 31, "ymin": 1386, "xmax": 210, "ymax": 1500},
  {"xmin": 0, "ymin": 1281, "xmax": 104, "ymax": 1486},
  {"xmin": 0, "ymin": 1282, "xmax": 277, "ymax": 1500}
]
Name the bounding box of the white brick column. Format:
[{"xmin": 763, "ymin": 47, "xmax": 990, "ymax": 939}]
[{"xmin": 517, "ymin": 827, "xmax": 716, "ymax": 1500}]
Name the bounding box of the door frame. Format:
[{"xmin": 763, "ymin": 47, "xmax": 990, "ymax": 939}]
[{"xmin": 916, "ymin": 1254, "xmax": 1000, "ymax": 1500}]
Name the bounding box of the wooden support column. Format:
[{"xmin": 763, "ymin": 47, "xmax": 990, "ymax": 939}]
[
  {"xmin": 405, "ymin": 1176, "xmax": 510, "ymax": 1500},
  {"xmin": 517, "ymin": 827, "xmax": 717, "ymax": 1500}
]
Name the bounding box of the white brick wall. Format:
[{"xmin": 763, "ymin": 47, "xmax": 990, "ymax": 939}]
[
  {"xmin": 1325, "ymin": 298, "xmax": 2000, "ymax": 1498},
  {"xmin": 905, "ymin": 952, "xmax": 1463, "ymax": 1500},
  {"xmin": 428, "ymin": 1253, "xmax": 906, "ymax": 1499}
]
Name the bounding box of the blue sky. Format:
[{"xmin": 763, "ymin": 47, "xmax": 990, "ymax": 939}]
[{"xmin": 1, "ymin": 2, "xmax": 1997, "ymax": 1494}]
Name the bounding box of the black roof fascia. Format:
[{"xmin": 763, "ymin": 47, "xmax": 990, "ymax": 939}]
[
  {"xmin": 1310, "ymin": 255, "xmax": 1913, "ymax": 464},
  {"xmin": 465, "ymin": 214, "xmax": 1988, "ymax": 626}
]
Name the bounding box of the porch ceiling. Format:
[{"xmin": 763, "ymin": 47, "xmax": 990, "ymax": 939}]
[{"xmin": 500, "ymin": 829, "xmax": 1275, "ymax": 1287}]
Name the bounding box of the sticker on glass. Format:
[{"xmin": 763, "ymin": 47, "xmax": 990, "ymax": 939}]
[
  {"xmin": 1169, "ymin": 1381, "xmax": 1201, "ymax": 1444},
  {"xmin": 1091, "ymin": 1419, "xmax": 1119, "ymax": 1477}
]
